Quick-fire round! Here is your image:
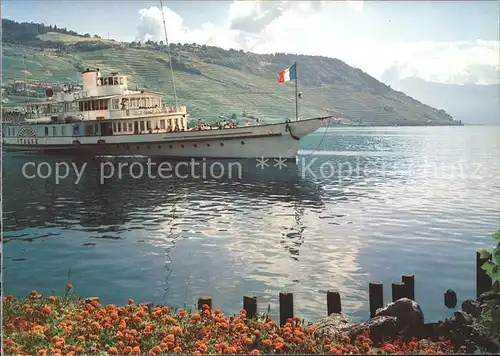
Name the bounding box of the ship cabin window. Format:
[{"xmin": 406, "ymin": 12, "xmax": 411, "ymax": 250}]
[
  {"xmin": 112, "ymin": 99, "xmax": 120, "ymax": 110},
  {"xmin": 119, "ymin": 77, "xmax": 124, "ymax": 85},
  {"xmin": 140, "ymin": 121, "xmax": 145, "ymax": 132},
  {"xmin": 117, "ymin": 122, "xmax": 122, "ymax": 132},
  {"xmin": 52, "ymin": 126, "xmax": 56, "ymax": 136},
  {"xmin": 45, "ymin": 127, "xmax": 49, "ymax": 136},
  {"xmin": 141, "ymin": 98, "xmax": 146, "ymax": 107},
  {"xmin": 94, "ymin": 124, "xmax": 99, "ymax": 133},
  {"xmin": 160, "ymin": 120, "xmax": 165, "ymax": 129},
  {"xmin": 78, "ymin": 99, "xmax": 109, "ymax": 111},
  {"xmin": 61, "ymin": 126, "xmax": 65, "ymax": 136},
  {"xmin": 112, "ymin": 122, "xmax": 117, "ymax": 132},
  {"xmin": 146, "ymin": 121, "xmax": 151, "ymax": 130},
  {"xmin": 167, "ymin": 119, "xmax": 172, "ymax": 128},
  {"xmin": 128, "ymin": 122, "xmax": 133, "ymax": 132}
]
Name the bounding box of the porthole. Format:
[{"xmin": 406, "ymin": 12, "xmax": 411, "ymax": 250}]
[
  {"xmin": 181, "ymin": 144, "xmax": 185, "ymax": 148},
  {"xmin": 137, "ymin": 146, "xmax": 140, "ymax": 150},
  {"xmin": 194, "ymin": 144, "xmax": 197, "ymax": 148},
  {"xmin": 158, "ymin": 145, "xmax": 161, "ymax": 149},
  {"xmin": 220, "ymin": 142, "xmax": 224, "ymax": 146},
  {"xmin": 207, "ymin": 143, "xmax": 210, "ymax": 147},
  {"xmin": 169, "ymin": 145, "xmax": 173, "ymax": 149},
  {"xmin": 241, "ymin": 141, "xmax": 245, "ymax": 145}
]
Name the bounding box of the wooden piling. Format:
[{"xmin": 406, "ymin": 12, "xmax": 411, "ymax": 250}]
[
  {"xmin": 243, "ymin": 296, "xmax": 257, "ymax": 319},
  {"xmin": 444, "ymin": 289, "xmax": 457, "ymax": 308},
  {"xmin": 392, "ymin": 282, "xmax": 406, "ymax": 302},
  {"xmin": 279, "ymin": 292, "xmax": 293, "ymax": 326},
  {"xmin": 369, "ymin": 281, "xmax": 383, "ymax": 318},
  {"xmin": 476, "ymin": 251, "xmax": 493, "ymax": 297},
  {"xmin": 197, "ymin": 296, "xmax": 212, "ymax": 310},
  {"xmin": 401, "ymin": 274, "xmax": 415, "ymax": 300},
  {"xmin": 326, "ymin": 290, "xmax": 341, "ymax": 315}
]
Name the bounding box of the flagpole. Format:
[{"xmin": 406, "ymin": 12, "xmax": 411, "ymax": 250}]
[{"xmin": 294, "ymin": 61, "xmax": 298, "ymax": 121}]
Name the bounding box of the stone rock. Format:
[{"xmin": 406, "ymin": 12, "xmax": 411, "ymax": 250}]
[
  {"xmin": 313, "ymin": 313, "xmax": 356, "ymax": 338},
  {"xmin": 462, "ymin": 299, "xmax": 481, "ymax": 318},
  {"xmin": 346, "ymin": 316, "xmax": 399, "ymax": 345},
  {"xmin": 432, "ymin": 309, "xmax": 500, "ymax": 353},
  {"xmin": 374, "ymin": 298, "xmax": 424, "ymax": 337},
  {"xmin": 478, "ymin": 290, "xmax": 500, "ymax": 306},
  {"xmin": 84, "ymin": 297, "xmax": 100, "ymax": 303}
]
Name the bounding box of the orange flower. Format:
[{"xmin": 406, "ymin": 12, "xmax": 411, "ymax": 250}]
[
  {"xmin": 173, "ymin": 346, "xmax": 182, "ymax": 353},
  {"xmin": 48, "ymin": 296, "xmax": 56, "ymax": 304},
  {"xmin": 108, "ymin": 347, "xmax": 118, "ymax": 354},
  {"xmin": 172, "ymin": 326, "xmax": 183, "ymax": 336},
  {"xmin": 191, "ymin": 312, "xmax": 201, "ymax": 321},
  {"xmin": 149, "ymin": 345, "xmax": 162, "ymax": 354},
  {"xmin": 250, "ymin": 350, "xmax": 260, "ymax": 355}
]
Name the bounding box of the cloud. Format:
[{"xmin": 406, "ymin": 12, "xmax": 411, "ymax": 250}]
[
  {"xmin": 379, "ymin": 40, "xmax": 500, "ymax": 85},
  {"xmin": 135, "ymin": 1, "xmax": 500, "ymax": 85},
  {"xmin": 347, "ymin": 0, "xmax": 364, "ymax": 12}
]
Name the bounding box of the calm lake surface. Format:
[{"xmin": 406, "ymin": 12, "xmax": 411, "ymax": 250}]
[{"xmin": 3, "ymin": 126, "xmax": 500, "ymax": 323}]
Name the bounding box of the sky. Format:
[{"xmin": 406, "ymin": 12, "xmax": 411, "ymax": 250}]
[{"xmin": 2, "ymin": 0, "xmax": 500, "ymax": 85}]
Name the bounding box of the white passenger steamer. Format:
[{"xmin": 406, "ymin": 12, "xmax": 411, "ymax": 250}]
[{"xmin": 2, "ymin": 67, "xmax": 328, "ymax": 159}]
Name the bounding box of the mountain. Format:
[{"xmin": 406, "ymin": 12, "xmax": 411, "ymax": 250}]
[
  {"xmin": 389, "ymin": 77, "xmax": 500, "ymax": 125},
  {"xmin": 1, "ymin": 19, "xmax": 459, "ymax": 126}
]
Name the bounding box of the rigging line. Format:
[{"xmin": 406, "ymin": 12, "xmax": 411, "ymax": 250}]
[
  {"xmin": 159, "ymin": 0, "xmax": 179, "ymax": 110},
  {"xmin": 300, "ymin": 118, "xmax": 333, "ymax": 157}
]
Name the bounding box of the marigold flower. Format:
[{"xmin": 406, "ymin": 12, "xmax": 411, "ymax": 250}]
[
  {"xmin": 173, "ymin": 346, "xmax": 182, "ymax": 353},
  {"xmin": 172, "ymin": 326, "xmax": 183, "ymax": 336},
  {"xmin": 191, "ymin": 312, "xmax": 201, "ymax": 321},
  {"xmin": 250, "ymin": 349, "xmax": 260, "ymax": 355}
]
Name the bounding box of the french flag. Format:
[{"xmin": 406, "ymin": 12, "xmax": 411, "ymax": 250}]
[{"xmin": 277, "ymin": 63, "xmax": 297, "ymax": 83}]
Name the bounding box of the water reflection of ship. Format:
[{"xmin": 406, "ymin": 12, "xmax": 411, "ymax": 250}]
[
  {"xmin": 4, "ymin": 155, "xmax": 323, "ymax": 301},
  {"xmin": 3, "ymin": 154, "xmax": 323, "ymax": 252}
]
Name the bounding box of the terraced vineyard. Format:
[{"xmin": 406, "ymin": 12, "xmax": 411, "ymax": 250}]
[{"xmin": 2, "ymin": 19, "xmax": 458, "ymax": 125}]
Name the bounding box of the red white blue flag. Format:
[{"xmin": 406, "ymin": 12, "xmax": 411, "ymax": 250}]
[{"xmin": 277, "ymin": 63, "xmax": 297, "ymax": 83}]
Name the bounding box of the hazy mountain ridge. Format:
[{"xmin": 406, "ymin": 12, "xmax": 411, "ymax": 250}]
[
  {"xmin": 390, "ymin": 77, "xmax": 499, "ymax": 125},
  {"xmin": 2, "ymin": 19, "xmax": 459, "ymax": 125}
]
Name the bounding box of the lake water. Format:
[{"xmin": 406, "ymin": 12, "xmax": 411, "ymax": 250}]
[{"xmin": 2, "ymin": 126, "xmax": 500, "ymax": 323}]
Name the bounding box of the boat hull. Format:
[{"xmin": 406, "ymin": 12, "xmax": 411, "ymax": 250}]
[{"xmin": 3, "ymin": 117, "xmax": 324, "ymax": 159}]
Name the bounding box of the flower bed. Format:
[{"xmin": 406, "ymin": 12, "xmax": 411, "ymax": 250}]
[{"xmin": 3, "ymin": 290, "xmax": 458, "ymax": 355}]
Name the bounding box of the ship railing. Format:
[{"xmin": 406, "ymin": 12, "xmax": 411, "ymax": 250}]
[{"xmin": 110, "ymin": 106, "xmax": 186, "ymax": 118}]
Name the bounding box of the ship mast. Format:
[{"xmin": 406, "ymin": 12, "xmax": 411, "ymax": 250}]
[{"xmin": 159, "ymin": 0, "xmax": 179, "ymax": 110}]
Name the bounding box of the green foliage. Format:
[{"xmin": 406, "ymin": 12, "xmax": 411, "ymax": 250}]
[
  {"xmin": 480, "ymin": 230, "xmax": 500, "ymax": 284},
  {"xmin": 477, "ymin": 305, "xmax": 500, "ymax": 347}
]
